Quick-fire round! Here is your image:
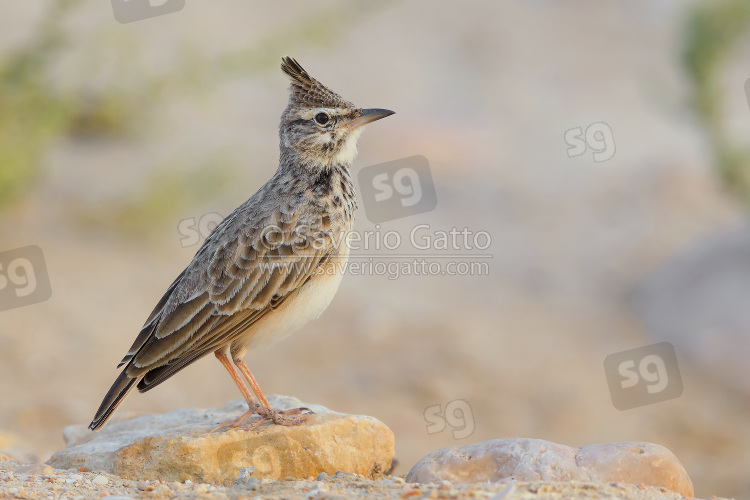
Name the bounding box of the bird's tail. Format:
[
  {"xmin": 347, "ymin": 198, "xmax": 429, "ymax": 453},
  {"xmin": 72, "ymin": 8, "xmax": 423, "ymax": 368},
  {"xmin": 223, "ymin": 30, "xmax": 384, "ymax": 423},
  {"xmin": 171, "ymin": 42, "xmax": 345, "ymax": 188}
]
[{"xmin": 88, "ymin": 371, "xmax": 138, "ymax": 431}]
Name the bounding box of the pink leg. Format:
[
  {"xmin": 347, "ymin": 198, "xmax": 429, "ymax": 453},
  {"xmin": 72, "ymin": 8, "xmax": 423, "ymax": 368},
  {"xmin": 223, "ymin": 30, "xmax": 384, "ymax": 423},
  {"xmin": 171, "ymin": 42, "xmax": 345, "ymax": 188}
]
[
  {"xmin": 213, "ymin": 351, "xmax": 262, "ymax": 429},
  {"xmin": 234, "ymin": 357, "xmax": 313, "ymax": 429}
]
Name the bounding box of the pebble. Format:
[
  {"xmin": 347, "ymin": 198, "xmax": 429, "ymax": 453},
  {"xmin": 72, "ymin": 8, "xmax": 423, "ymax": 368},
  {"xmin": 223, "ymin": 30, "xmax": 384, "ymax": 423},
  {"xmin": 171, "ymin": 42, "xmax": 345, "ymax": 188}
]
[
  {"xmin": 239, "ymin": 478, "xmax": 259, "ymax": 489},
  {"xmin": 316, "ymin": 472, "xmax": 328, "ymax": 481},
  {"xmin": 92, "ymin": 475, "xmax": 109, "ymax": 486},
  {"xmin": 235, "ymin": 466, "xmax": 258, "ymax": 488},
  {"xmin": 238, "ymin": 466, "xmax": 255, "ymax": 477},
  {"xmin": 488, "ymin": 481, "xmax": 516, "ymax": 500},
  {"xmin": 135, "ymin": 481, "xmax": 150, "ymax": 491},
  {"xmin": 333, "ymin": 471, "xmax": 355, "ymax": 478}
]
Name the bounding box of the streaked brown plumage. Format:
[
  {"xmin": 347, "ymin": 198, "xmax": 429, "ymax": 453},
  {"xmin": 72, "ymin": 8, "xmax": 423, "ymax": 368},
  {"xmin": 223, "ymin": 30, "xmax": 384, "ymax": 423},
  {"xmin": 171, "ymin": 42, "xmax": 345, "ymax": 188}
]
[{"xmin": 89, "ymin": 57, "xmax": 394, "ymax": 431}]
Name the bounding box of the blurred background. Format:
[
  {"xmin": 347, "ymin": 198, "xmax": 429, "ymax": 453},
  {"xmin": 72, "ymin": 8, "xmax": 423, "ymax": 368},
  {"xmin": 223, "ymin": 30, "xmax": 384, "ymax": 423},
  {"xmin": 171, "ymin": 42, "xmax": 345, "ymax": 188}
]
[{"xmin": 1, "ymin": 1, "xmax": 750, "ymax": 498}]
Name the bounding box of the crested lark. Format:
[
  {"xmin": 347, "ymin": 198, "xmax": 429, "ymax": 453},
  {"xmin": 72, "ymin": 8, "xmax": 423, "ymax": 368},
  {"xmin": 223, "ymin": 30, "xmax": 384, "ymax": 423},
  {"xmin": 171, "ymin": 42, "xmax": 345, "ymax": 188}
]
[{"xmin": 89, "ymin": 57, "xmax": 394, "ymax": 431}]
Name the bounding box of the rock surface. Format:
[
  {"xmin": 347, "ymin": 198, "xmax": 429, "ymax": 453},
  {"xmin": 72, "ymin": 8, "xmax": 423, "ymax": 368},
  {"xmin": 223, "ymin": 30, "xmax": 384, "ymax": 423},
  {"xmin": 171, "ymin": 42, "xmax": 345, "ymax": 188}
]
[
  {"xmin": 406, "ymin": 438, "xmax": 693, "ymax": 497},
  {"xmin": 47, "ymin": 395, "xmax": 394, "ymax": 484}
]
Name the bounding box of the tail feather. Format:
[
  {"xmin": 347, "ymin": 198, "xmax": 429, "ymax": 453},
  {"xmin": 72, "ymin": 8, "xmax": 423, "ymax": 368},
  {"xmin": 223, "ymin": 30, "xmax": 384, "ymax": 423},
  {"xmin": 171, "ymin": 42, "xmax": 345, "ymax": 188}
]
[{"xmin": 89, "ymin": 371, "xmax": 138, "ymax": 431}]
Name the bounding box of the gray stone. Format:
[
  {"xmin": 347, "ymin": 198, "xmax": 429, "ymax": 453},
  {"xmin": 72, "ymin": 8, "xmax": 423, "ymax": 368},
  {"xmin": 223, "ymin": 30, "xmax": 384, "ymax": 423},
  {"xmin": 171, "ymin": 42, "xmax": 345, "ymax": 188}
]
[
  {"xmin": 235, "ymin": 466, "xmax": 257, "ymax": 488},
  {"xmin": 406, "ymin": 438, "xmax": 693, "ymax": 497}
]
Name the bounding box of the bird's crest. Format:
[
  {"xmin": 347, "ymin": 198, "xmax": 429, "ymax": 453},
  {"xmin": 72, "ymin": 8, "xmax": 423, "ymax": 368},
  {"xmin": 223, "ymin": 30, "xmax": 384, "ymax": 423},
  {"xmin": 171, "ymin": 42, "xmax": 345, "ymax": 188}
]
[{"xmin": 281, "ymin": 56, "xmax": 354, "ymax": 109}]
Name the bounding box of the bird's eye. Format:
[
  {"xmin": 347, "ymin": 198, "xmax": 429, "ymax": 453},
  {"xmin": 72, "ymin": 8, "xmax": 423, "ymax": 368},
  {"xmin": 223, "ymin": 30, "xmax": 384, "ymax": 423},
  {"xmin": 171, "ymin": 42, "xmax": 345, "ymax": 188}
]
[{"xmin": 314, "ymin": 112, "xmax": 330, "ymax": 125}]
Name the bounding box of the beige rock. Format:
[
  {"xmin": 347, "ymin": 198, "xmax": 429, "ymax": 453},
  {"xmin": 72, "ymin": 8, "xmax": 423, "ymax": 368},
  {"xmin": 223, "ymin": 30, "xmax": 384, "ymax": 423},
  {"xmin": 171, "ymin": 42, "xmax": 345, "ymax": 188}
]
[
  {"xmin": 406, "ymin": 438, "xmax": 693, "ymax": 497},
  {"xmin": 14, "ymin": 463, "xmax": 54, "ymax": 475},
  {"xmin": 47, "ymin": 395, "xmax": 393, "ymax": 484}
]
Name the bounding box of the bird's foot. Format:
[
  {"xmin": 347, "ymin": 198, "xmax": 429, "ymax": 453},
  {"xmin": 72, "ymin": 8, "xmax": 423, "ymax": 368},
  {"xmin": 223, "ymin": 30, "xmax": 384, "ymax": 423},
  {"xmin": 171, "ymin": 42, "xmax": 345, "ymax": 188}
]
[
  {"xmin": 212, "ymin": 403, "xmax": 263, "ymax": 432},
  {"xmin": 243, "ymin": 406, "xmax": 314, "ymax": 431}
]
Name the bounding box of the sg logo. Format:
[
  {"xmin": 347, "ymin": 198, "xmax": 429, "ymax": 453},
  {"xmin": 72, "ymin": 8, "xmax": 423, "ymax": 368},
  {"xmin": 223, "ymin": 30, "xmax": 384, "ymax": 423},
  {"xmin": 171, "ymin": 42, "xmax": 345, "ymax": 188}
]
[
  {"xmin": 358, "ymin": 156, "xmax": 437, "ymax": 223},
  {"xmin": 216, "ymin": 433, "xmax": 296, "ymax": 482},
  {"xmin": 177, "ymin": 212, "xmax": 225, "ymax": 248},
  {"xmin": 424, "ymin": 399, "xmax": 475, "ymax": 439},
  {"xmin": 111, "ymin": 0, "xmax": 185, "ymax": 24},
  {"xmin": 565, "ymin": 122, "xmax": 616, "ymax": 162},
  {"xmin": 603, "ymin": 342, "xmax": 683, "ymax": 410},
  {"xmin": 0, "ymin": 246, "xmax": 52, "ymax": 312}
]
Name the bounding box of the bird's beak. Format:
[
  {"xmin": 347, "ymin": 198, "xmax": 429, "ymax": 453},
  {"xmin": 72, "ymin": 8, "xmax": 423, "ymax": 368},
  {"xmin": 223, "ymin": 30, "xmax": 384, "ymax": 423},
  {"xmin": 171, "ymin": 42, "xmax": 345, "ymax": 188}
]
[{"xmin": 348, "ymin": 108, "xmax": 395, "ymax": 130}]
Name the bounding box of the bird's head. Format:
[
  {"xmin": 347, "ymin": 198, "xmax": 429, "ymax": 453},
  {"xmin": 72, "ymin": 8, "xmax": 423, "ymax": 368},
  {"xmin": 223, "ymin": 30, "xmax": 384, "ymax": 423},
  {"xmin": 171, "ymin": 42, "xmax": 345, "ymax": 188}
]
[{"xmin": 279, "ymin": 56, "xmax": 394, "ymax": 168}]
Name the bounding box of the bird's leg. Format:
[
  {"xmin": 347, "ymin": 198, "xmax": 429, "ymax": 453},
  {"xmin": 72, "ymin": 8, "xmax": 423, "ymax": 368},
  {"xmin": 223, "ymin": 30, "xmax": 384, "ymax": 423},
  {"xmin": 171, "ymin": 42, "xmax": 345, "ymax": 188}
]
[
  {"xmin": 212, "ymin": 352, "xmax": 262, "ymax": 430},
  {"xmin": 233, "ymin": 357, "xmax": 313, "ymax": 429}
]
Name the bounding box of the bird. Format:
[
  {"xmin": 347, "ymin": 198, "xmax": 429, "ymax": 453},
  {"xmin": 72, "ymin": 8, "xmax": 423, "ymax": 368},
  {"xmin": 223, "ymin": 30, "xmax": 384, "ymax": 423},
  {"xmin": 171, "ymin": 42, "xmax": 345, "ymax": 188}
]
[{"xmin": 89, "ymin": 56, "xmax": 394, "ymax": 431}]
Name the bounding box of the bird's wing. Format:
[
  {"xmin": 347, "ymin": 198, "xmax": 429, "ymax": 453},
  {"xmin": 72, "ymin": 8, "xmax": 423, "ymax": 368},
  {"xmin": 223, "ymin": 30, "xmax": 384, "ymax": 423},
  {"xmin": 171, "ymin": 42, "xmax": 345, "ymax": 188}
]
[{"xmin": 121, "ymin": 205, "xmax": 339, "ymax": 385}]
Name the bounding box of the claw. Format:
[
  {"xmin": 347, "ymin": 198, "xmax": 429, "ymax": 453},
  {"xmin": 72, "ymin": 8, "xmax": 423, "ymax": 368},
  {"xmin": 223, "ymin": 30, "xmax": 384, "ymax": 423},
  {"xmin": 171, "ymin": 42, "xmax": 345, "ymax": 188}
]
[
  {"xmin": 211, "ymin": 404, "xmax": 263, "ymax": 432},
  {"xmin": 241, "ymin": 407, "xmax": 314, "ymax": 431}
]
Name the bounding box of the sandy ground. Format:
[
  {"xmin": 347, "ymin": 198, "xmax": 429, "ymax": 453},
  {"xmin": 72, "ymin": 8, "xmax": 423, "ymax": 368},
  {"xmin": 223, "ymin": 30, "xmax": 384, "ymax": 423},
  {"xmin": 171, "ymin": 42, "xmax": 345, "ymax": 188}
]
[
  {"xmin": 0, "ymin": 459, "xmax": 726, "ymax": 500},
  {"xmin": 1, "ymin": 1, "xmax": 750, "ymax": 499}
]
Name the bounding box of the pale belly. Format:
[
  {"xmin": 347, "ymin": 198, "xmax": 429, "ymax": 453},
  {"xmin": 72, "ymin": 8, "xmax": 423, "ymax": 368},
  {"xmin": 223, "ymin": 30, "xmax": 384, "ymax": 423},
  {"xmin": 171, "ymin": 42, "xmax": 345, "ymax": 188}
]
[{"xmin": 229, "ymin": 246, "xmax": 349, "ymax": 354}]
